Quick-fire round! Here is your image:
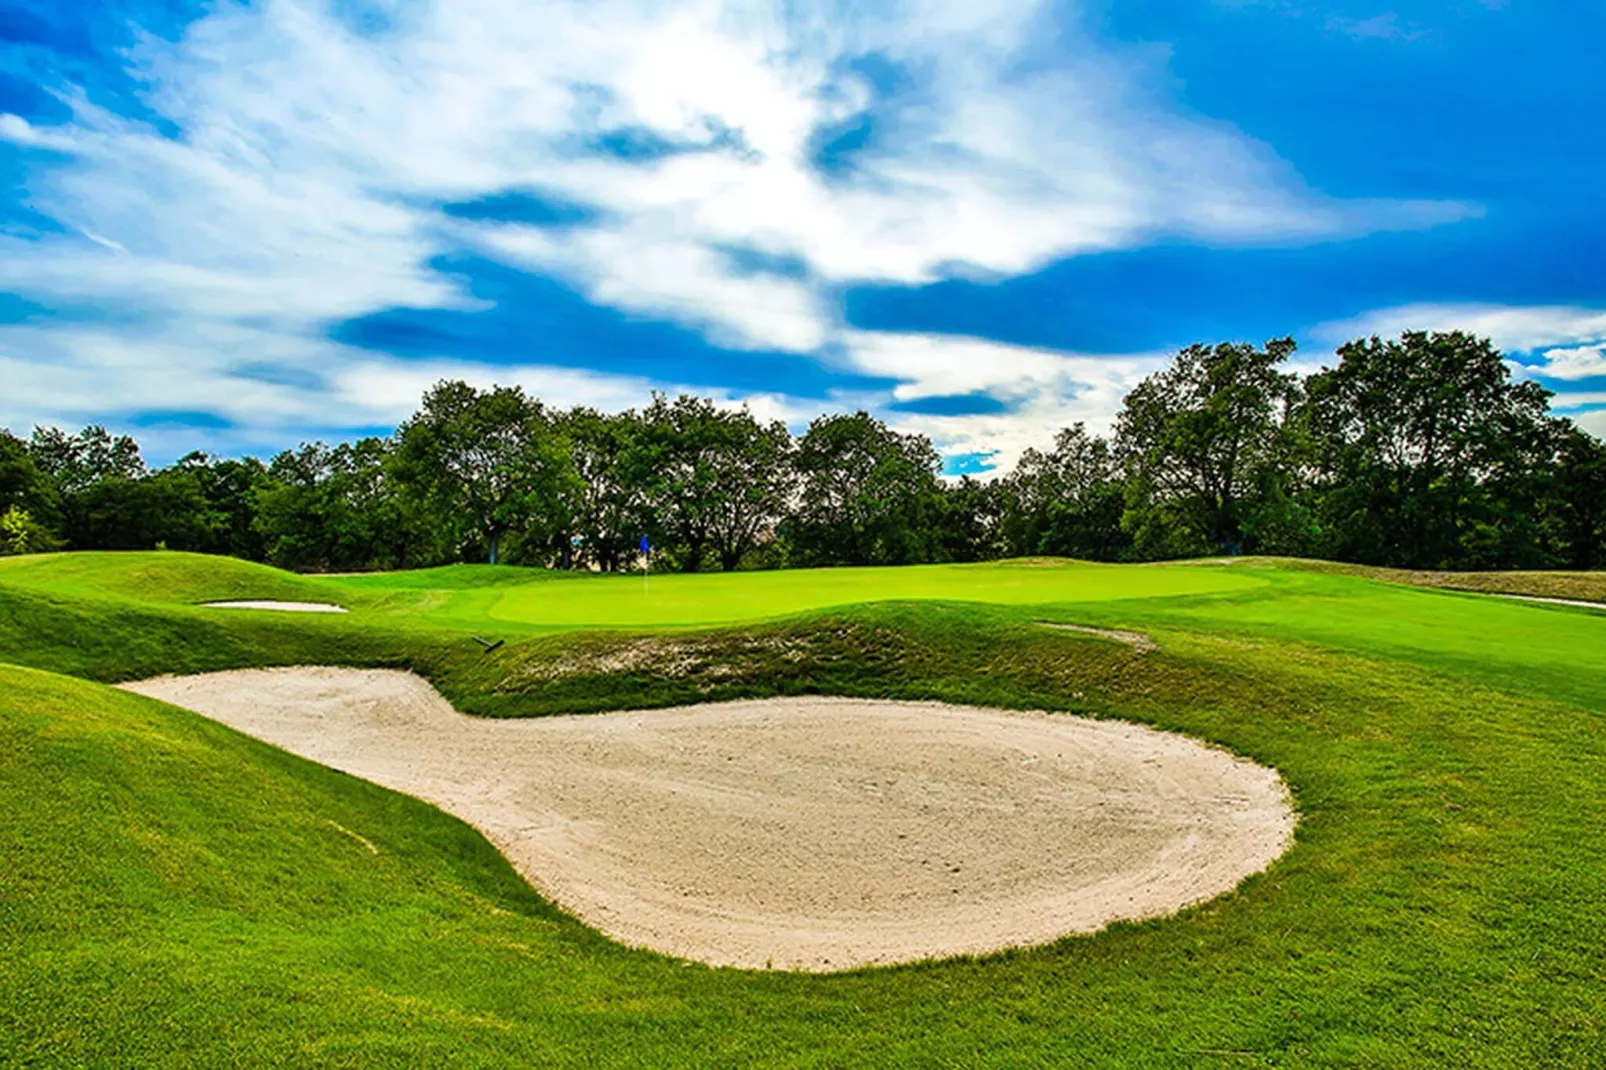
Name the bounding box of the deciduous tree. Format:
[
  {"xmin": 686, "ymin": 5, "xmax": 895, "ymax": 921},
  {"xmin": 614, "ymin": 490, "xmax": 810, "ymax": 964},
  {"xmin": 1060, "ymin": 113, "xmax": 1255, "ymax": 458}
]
[
  {"xmin": 789, "ymin": 412, "xmax": 943, "ymax": 566},
  {"xmin": 394, "ymin": 381, "xmax": 576, "ymax": 565},
  {"xmin": 705, "ymin": 408, "xmax": 794, "ymax": 571},
  {"xmin": 1301, "ymin": 331, "xmax": 1556, "ymax": 568},
  {"xmin": 560, "ymin": 407, "xmax": 651, "ymax": 571},
  {"xmin": 1001, "ymin": 424, "xmax": 1129, "ymax": 560},
  {"xmin": 1115, "ymin": 339, "xmax": 1300, "ymax": 557}
]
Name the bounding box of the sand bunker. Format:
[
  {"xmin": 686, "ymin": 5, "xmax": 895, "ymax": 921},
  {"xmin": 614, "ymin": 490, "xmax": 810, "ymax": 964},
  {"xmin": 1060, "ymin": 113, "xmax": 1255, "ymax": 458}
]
[
  {"xmin": 1496, "ymin": 593, "xmax": 1606, "ymax": 610},
  {"xmin": 201, "ymin": 601, "xmax": 348, "ymax": 613},
  {"xmin": 120, "ymin": 668, "xmax": 1294, "ymax": 971}
]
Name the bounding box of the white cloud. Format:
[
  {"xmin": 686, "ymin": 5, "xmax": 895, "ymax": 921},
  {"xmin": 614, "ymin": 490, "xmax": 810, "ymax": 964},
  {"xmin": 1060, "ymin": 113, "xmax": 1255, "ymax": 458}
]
[
  {"xmin": 1, "ymin": 0, "xmax": 1472, "ymax": 461},
  {"xmin": 1548, "ymin": 392, "xmax": 1606, "ymax": 410},
  {"xmin": 840, "ymin": 329, "xmax": 1163, "ymax": 407},
  {"xmin": 0, "ymin": 321, "xmax": 668, "ymax": 437},
  {"xmin": 839, "ymin": 331, "xmax": 1165, "ymax": 471},
  {"xmin": 481, "ymin": 223, "xmax": 829, "ymax": 352},
  {"xmin": 1532, "ymin": 344, "xmax": 1606, "ymax": 382},
  {"xmin": 1313, "ymin": 302, "xmax": 1606, "ymax": 354},
  {"xmin": 1572, "ymin": 409, "xmax": 1606, "ymax": 439},
  {"xmin": 1326, "ymin": 13, "xmax": 1426, "ymax": 42}
]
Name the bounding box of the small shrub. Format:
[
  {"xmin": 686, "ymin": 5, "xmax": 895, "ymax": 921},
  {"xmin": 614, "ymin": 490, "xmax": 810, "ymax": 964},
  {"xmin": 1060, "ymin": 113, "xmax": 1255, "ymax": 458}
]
[{"xmin": 0, "ymin": 505, "xmax": 63, "ymax": 555}]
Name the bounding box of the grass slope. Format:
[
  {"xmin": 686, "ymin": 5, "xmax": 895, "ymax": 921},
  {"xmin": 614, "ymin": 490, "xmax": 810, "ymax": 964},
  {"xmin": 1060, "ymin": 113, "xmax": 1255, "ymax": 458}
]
[
  {"xmin": 1293, "ymin": 559, "xmax": 1606, "ymax": 603},
  {"xmin": 2, "ymin": 552, "xmax": 1604, "ymax": 1066},
  {"xmin": 0, "ymin": 551, "xmax": 344, "ymax": 606}
]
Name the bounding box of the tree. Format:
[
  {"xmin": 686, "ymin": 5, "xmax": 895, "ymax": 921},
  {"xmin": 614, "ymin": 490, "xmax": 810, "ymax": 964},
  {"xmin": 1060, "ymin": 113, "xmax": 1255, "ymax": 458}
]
[
  {"xmin": 704, "ymin": 408, "xmax": 794, "ymax": 571},
  {"xmin": 24, "ymin": 425, "xmax": 159, "ymax": 550},
  {"xmin": 0, "ymin": 504, "xmax": 62, "ymax": 555},
  {"xmin": 933, "ymin": 476, "xmax": 1006, "ymax": 563},
  {"xmin": 28, "ymin": 425, "xmax": 145, "ymax": 493},
  {"xmin": 637, "ymin": 394, "xmax": 726, "ymax": 572},
  {"xmin": 394, "ymin": 381, "xmax": 575, "ymax": 565},
  {"xmin": 67, "ymin": 468, "xmax": 213, "ymax": 551},
  {"xmin": 174, "ymin": 451, "xmax": 270, "ymax": 560},
  {"xmin": 1300, "ymin": 331, "xmax": 1557, "ymax": 568},
  {"xmin": 1541, "ymin": 425, "xmax": 1606, "ymax": 570},
  {"xmin": 0, "ymin": 429, "xmax": 62, "ymax": 539},
  {"xmin": 789, "ymin": 412, "xmax": 943, "ymax": 566},
  {"xmin": 1000, "ymin": 424, "xmax": 1129, "ymax": 560},
  {"xmin": 559, "ymin": 407, "xmax": 652, "ymax": 572},
  {"xmin": 1114, "ymin": 339, "xmax": 1300, "ymax": 558},
  {"xmin": 255, "ymin": 439, "xmax": 436, "ymax": 571}
]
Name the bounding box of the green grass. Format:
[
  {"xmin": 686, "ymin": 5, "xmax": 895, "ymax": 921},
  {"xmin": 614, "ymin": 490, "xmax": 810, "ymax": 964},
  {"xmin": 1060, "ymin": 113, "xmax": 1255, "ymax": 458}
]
[
  {"xmin": 0, "ymin": 550, "xmax": 344, "ymax": 606},
  {"xmin": 0, "ymin": 551, "xmax": 1268, "ymax": 631},
  {"xmin": 473, "ymin": 558, "xmax": 1267, "ymax": 628},
  {"xmin": 1288, "ymin": 558, "xmax": 1606, "ymax": 603},
  {"xmin": 2, "ymin": 551, "xmax": 1604, "ymax": 1066}
]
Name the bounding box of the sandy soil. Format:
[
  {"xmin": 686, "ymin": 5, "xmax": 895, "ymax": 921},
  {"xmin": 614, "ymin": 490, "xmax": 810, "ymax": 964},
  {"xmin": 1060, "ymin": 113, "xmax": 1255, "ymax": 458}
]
[
  {"xmin": 1038, "ymin": 621, "xmax": 1159, "ymax": 652},
  {"xmin": 119, "ymin": 668, "xmax": 1295, "ymax": 971},
  {"xmin": 1497, "ymin": 593, "xmax": 1606, "ymax": 610},
  {"xmin": 200, "ymin": 601, "xmax": 348, "ymax": 613}
]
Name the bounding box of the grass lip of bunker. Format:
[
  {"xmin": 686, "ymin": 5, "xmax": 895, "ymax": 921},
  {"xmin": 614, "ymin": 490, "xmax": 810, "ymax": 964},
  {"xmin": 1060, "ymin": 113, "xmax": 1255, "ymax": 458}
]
[{"xmin": 119, "ymin": 667, "xmax": 1297, "ymax": 973}]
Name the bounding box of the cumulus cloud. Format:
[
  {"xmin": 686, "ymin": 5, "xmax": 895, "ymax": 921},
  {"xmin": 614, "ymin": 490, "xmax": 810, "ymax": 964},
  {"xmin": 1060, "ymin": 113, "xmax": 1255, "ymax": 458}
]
[
  {"xmin": 1532, "ymin": 344, "xmax": 1606, "ymax": 382},
  {"xmin": 1, "ymin": 0, "xmax": 1472, "ymax": 460}
]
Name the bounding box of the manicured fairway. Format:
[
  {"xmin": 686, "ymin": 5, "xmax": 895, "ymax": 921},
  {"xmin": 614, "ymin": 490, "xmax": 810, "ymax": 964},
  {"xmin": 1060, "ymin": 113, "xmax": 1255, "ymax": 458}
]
[
  {"xmin": 0, "ymin": 553, "xmax": 1267, "ymax": 630},
  {"xmin": 3, "ymin": 551, "xmax": 1604, "ymax": 1066},
  {"xmin": 478, "ymin": 559, "xmax": 1266, "ymax": 627}
]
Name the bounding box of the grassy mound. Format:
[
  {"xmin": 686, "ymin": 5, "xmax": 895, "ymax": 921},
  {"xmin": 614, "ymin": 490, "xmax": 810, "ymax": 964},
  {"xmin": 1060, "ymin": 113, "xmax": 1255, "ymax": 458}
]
[
  {"xmin": 0, "ymin": 551, "xmax": 346, "ymax": 607},
  {"xmin": 2, "ymin": 552, "xmax": 1605, "ymax": 1065}
]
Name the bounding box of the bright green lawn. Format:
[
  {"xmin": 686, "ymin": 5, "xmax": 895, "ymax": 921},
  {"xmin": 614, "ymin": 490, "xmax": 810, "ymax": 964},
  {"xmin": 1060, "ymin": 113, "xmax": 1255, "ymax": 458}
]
[
  {"xmin": 474, "ymin": 558, "xmax": 1265, "ymax": 627},
  {"xmin": 2, "ymin": 551, "xmax": 1604, "ymax": 1066},
  {"xmin": 0, "ymin": 552, "xmax": 1268, "ymax": 629}
]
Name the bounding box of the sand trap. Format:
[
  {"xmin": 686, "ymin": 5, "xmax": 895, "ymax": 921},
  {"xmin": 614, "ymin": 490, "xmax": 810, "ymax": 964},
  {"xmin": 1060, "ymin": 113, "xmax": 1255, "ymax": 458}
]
[
  {"xmin": 201, "ymin": 601, "xmax": 348, "ymax": 613},
  {"xmin": 1496, "ymin": 593, "xmax": 1606, "ymax": 610},
  {"xmin": 119, "ymin": 668, "xmax": 1295, "ymax": 971}
]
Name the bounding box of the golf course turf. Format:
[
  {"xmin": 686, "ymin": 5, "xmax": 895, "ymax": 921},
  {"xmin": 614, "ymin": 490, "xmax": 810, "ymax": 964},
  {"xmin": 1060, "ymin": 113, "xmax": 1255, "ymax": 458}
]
[{"xmin": 3, "ymin": 552, "xmax": 1604, "ymax": 1066}]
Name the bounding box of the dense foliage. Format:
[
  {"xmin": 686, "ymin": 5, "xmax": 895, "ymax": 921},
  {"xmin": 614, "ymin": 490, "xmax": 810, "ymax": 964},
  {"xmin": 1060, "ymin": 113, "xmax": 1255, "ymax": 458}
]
[{"xmin": 3, "ymin": 330, "xmax": 1602, "ymax": 571}]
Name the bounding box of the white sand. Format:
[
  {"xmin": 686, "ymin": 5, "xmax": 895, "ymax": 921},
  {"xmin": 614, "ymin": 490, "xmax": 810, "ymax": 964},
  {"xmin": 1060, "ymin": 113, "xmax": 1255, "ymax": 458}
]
[
  {"xmin": 1496, "ymin": 593, "xmax": 1606, "ymax": 610},
  {"xmin": 120, "ymin": 668, "xmax": 1295, "ymax": 971},
  {"xmin": 201, "ymin": 601, "xmax": 348, "ymax": 613}
]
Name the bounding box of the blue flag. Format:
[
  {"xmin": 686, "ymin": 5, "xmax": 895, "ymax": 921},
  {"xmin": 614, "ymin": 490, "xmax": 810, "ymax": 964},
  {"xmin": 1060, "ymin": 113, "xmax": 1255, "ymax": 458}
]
[{"xmin": 640, "ymin": 534, "xmax": 650, "ymax": 553}]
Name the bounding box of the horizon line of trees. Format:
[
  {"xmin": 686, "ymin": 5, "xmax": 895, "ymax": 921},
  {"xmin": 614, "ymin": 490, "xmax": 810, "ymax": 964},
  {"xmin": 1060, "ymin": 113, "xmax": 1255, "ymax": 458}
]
[{"xmin": 3, "ymin": 330, "xmax": 1604, "ymax": 573}]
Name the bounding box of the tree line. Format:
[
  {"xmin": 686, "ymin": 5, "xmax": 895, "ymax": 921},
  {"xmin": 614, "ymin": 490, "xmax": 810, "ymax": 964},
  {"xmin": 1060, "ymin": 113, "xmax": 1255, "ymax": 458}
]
[{"xmin": 3, "ymin": 330, "xmax": 1603, "ymax": 572}]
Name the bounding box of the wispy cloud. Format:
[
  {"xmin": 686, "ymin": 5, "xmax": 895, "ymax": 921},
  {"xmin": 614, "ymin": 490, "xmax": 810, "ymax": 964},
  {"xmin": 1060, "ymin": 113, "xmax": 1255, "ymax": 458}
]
[
  {"xmin": 837, "ymin": 331, "xmax": 1166, "ymax": 468},
  {"xmin": 1326, "ymin": 13, "xmax": 1426, "ymax": 42},
  {"xmin": 1313, "ymin": 303, "xmax": 1606, "ymax": 354},
  {"xmin": 1, "ymin": 0, "xmax": 1475, "ymax": 460},
  {"xmin": 1532, "ymin": 344, "xmax": 1606, "ymax": 382}
]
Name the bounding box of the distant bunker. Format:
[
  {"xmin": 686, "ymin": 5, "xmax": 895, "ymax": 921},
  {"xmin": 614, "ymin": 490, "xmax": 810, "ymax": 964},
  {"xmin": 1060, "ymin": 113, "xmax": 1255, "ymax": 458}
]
[
  {"xmin": 122, "ymin": 668, "xmax": 1295, "ymax": 972},
  {"xmin": 200, "ymin": 601, "xmax": 348, "ymax": 613}
]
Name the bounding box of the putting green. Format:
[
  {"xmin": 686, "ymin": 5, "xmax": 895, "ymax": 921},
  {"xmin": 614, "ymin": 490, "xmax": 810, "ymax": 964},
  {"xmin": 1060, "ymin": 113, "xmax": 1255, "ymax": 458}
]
[{"xmin": 481, "ymin": 560, "xmax": 1265, "ymax": 627}]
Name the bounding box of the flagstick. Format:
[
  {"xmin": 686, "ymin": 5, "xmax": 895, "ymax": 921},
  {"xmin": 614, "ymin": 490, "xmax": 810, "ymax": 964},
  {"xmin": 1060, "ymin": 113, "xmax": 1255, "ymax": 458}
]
[{"xmin": 643, "ymin": 548, "xmax": 649, "ymax": 595}]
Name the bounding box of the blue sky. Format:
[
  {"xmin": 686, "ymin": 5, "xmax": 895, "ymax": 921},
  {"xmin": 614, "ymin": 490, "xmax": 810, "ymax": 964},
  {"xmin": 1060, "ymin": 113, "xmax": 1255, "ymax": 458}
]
[{"xmin": 2, "ymin": 0, "xmax": 1603, "ymax": 471}]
